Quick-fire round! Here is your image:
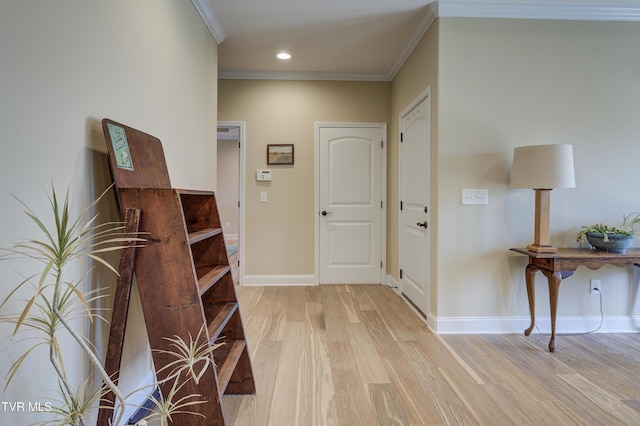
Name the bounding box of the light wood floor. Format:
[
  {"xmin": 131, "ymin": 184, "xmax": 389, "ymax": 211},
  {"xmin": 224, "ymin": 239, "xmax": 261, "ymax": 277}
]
[{"xmin": 222, "ymin": 285, "xmax": 640, "ymax": 425}]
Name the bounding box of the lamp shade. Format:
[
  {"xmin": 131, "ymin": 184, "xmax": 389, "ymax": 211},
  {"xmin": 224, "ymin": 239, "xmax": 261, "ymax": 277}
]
[{"xmin": 511, "ymin": 144, "xmax": 575, "ymax": 189}]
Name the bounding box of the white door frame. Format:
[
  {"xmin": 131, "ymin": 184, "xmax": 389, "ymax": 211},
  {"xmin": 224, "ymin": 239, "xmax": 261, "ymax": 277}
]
[
  {"xmin": 218, "ymin": 121, "xmax": 246, "ymax": 285},
  {"xmin": 314, "ymin": 122, "xmax": 387, "ymax": 285},
  {"xmin": 398, "ymin": 87, "xmax": 431, "ymax": 305}
]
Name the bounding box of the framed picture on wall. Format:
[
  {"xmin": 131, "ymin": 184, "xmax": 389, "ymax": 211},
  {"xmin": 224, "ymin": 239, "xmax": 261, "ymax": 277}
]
[{"xmin": 267, "ymin": 144, "xmax": 294, "ymax": 165}]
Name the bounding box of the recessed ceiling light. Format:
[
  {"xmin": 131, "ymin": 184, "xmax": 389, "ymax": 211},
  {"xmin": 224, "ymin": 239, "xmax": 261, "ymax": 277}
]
[{"xmin": 276, "ymin": 52, "xmax": 291, "ymax": 60}]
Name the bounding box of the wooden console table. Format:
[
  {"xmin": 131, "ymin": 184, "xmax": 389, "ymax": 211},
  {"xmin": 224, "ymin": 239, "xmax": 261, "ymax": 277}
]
[{"xmin": 510, "ymin": 247, "xmax": 640, "ymax": 352}]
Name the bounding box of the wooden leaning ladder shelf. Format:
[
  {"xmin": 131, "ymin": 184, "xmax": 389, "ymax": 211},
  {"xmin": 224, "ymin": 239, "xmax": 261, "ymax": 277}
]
[{"xmin": 97, "ymin": 119, "xmax": 255, "ymax": 425}]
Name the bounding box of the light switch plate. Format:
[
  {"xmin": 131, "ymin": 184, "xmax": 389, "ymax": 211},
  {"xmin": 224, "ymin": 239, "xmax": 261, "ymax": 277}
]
[
  {"xmin": 260, "ymin": 191, "xmax": 267, "ymax": 203},
  {"xmin": 461, "ymin": 189, "xmax": 488, "ymax": 205}
]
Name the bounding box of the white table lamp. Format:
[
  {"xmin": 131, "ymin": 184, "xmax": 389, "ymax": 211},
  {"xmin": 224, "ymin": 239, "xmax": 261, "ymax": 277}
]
[{"xmin": 511, "ymin": 144, "xmax": 575, "ymax": 253}]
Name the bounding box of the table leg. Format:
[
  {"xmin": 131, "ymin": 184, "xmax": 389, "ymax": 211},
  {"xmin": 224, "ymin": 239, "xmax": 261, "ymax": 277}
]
[
  {"xmin": 524, "ymin": 263, "xmax": 537, "ymax": 336},
  {"xmin": 546, "ymin": 271, "xmax": 563, "ymax": 352}
]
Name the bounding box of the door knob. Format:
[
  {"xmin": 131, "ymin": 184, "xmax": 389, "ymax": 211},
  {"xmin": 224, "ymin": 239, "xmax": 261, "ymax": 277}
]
[
  {"xmin": 321, "ymin": 210, "xmax": 333, "ymax": 216},
  {"xmin": 417, "ymin": 221, "xmax": 428, "ymax": 228}
]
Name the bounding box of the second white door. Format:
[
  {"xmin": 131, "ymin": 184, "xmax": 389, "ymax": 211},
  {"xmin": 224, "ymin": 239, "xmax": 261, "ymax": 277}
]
[
  {"xmin": 318, "ymin": 125, "xmax": 385, "ymax": 284},
  {"xmin": 400, "ymin": 91, "xmax": 431, "ymax": 315}
]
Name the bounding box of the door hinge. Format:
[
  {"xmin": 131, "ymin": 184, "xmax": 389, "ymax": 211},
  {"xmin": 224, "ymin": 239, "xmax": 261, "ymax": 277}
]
[
  {"xmin": 238, "ymin": 142, "xmax": 241, "ymax": 149},
  {"xmin": 381, "ymin": 140, "xmax": 384, "ymax": 149},
  {"xmin": 400, "ymin": 269, "xmax": 403, "ymax": 279},
  {"xmin": 400, "ymin": 201, "xmax": 403, "ymax": 211},
  {"xmin": 238, "ymin": 201, "xmax": 240, "ymax": 208},
  {"xmin": 381, "ymin": 261, "xmax": 383, "ymax": 269},
  {"xmin": 400, "ymin": 133, "xmax": 403, "ymax": 142},
  {"xmin": 381, "ymin": 201, "xmax": 383, "ymax": 209}
]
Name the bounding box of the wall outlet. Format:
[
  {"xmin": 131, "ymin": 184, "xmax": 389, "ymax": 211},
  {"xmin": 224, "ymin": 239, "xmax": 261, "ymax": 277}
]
[{"xmin": 590, "ymin": 279, "xmax": 601, "ymax": 295}]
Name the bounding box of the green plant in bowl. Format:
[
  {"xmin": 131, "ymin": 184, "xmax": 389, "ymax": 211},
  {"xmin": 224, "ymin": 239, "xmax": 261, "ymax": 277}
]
[{"xmin": 577, "ymin": 212, "xmax": 640, "ymax": 253}]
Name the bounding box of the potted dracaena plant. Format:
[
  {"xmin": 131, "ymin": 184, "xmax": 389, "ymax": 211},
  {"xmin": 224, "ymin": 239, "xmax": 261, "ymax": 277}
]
[{"xmin": 0, "ymin": 184, "xmax": 221, "ymax": 425}]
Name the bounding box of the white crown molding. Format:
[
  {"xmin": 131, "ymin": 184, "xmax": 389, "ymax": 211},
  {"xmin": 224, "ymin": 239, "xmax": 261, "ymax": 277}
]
[
  {"xmin": 218, "ymin": 70, "xmax": 392, "ymax": 81},
  {"xmin": 191, "ymin": 0, "xmax": 226, "ymax": 44},
  {"xmin": 387, "ymin": 2, "xmax": 439, "ymax": 81},
  {"xmin": 439, "ymin": 1, "xmax": 640, "ymax": 21}
]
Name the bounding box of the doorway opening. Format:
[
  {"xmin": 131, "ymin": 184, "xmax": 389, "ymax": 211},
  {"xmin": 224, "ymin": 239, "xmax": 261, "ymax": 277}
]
[{"xmin": 217, "ymin": 122, "xmax": 245, "ymax": 285}]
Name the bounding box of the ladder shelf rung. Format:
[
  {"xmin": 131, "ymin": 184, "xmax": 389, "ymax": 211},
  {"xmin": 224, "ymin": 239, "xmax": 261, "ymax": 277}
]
[
  {"xmin": 197, "ymin": 265, "xmax": 231, "ymax": 295},
  {"xmin": 188, "ymin": 227, "xmax": 223, "ymax": 245},
  {"xmin": 206, "ymin": 302, "xmax": 238, "ymax": 340},
  {"xmin": 215, "ymin": 340, "xmax": 247, "ymax": 394}
]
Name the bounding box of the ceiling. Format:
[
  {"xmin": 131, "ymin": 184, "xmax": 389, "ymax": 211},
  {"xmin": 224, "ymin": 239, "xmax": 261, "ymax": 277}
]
[{"xmin": 192, "ymin": 0, "xmax": 640, "ymax": 81}]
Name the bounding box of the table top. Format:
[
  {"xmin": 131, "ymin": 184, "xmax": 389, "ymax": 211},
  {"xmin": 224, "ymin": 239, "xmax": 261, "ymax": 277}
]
[{"xmin": 510, "ymin": 247, "xmax": 640, "ymax": 260}]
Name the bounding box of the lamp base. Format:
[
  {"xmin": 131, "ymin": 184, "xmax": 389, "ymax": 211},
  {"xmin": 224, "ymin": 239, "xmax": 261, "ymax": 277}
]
[{"xmin": 527, "ymin": 244, "xmax": 558, "ymax": 253}]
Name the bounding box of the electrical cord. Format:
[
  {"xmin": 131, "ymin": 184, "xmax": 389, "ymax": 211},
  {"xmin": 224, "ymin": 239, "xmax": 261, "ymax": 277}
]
[
  {"xmin": 532, "ymin": 288, "xmax": 604, "ymax": 336},
  {"xmin": 585, "ymin": 288, "xmax": 604, "ymax": 334}
]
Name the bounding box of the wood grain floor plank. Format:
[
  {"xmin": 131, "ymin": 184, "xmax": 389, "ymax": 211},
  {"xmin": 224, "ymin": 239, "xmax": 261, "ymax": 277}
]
[
  {"xmin": 223, "ymin": 395, "xmax": 256, "ymax": 426},
  {"xmin": 624, "ymin": 399, "xmax": 640, "ymax": 414},
  {"xmin": 246, "ymin": 339, "xmax": 282, "ymax": 426},
  {"xmin": 397, "ymin": 339, "xmax": 480, "ymax": 426},
  {"xmin": 478, "ymin": 382, "xmax": 565, "ymax": 425},
  {"xmin": 305, "ymin": 300, "xmax": 327, "ymax": 334},
  {"xmin": 284, "ymin": 286, "xmax": 309, "ymax": 322},
  {"xmin": 321, "ymin": 286, "xmax": 352, "ymax": 343},
  {"xmin": 364, "ymin": 286, "xmax": 419, "ymax": 341},
  {"xmin": 328, "ymin": 341, "xmax": 376, "ymax": 425},
  {"xmin": 338, "ymin": 287, "xmax": 363, "ymax": 324},
  {"xmin": 369, "ymin": 383, "xmax": 407, "ymax": 426},
  {"xmin": 443, "ymin": 335, "xmax": 567, "ymax": 403},
  {"xmin": 551, "ymin": 335, "xmax": 640, "ymax": 400},
  {"xmin": 267, "ymin": 321, "xmax": 305, "ymax": 426},
  {"xmin": 346, "ymin": 321, "xmax": 390, "ymax": 384},
  {"xmin": 558, "ymin": 373, "xmax": 640, "ymax": 425},
  {"xmin": 348, "ymin": 284, "xmax": 377, "ymax": 312},
  {"xmin": 223, "ymin": 285, "xmax": 640, "ymax": 426},
  {"xmin": 362, "ymin": 311, "xmax": 445, "ymax": 425},
  {"xmin": 299, "ymin": 302, "xmax": 338, "ymax": 426}
]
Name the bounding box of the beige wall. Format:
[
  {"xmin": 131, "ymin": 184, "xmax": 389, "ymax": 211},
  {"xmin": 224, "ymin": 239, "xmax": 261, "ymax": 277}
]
[
  {"xmin": 389, "ymin": 19, "xmax": 440, "ymax": 314},
  {"xmin": 0, "ymin": 1, "xmax": 218, "ymax": 422},
  {"xmin": 437, "ymin": 18, "xmax": 640, "ymax": 325},
  {"xmin": 218, "ymin": 80, "xmax": 391, "ymax": 276}
]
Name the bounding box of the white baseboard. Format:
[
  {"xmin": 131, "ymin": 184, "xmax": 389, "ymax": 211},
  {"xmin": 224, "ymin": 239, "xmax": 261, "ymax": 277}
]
[
  {"xmin": 385, "ymin": 273, "xmax": 640, "ymax": 334},
  {"xmin": 433, "ymin": 315, "xmax": 640, "ymax": 334},
  {"xmin": 385, "ymin": 274, "xmax": 401, "ymax": 295},
  {"xmin": 241, "ymin": 274, "xmax": 317, "ymax": 286}
]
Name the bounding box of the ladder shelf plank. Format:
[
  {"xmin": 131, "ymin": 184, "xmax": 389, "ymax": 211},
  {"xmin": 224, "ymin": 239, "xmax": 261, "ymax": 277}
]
[
  {"xmin": 188, "ymin": 227, "xmax": 223, "ymax": 245},
  {"xmin": 206, "ymin": 302, "xmax": 238, "ymax": 340},
  {"xmin": 197, "ymin": 265, "xmax": 231, "ymax": 295},
  {"xmin": 215, "ymin": 340, "xmax": 247, "ymax": 394}
]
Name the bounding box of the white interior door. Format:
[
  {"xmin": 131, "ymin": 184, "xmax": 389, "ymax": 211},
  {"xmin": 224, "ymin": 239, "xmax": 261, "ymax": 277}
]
[
  {"xmin": 318, "ymin": 125, "xmax": 384, "ymax": 284},
  {"xmin": 400, "ymin": 91, "xmax": 431, "ymax": 315}
]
